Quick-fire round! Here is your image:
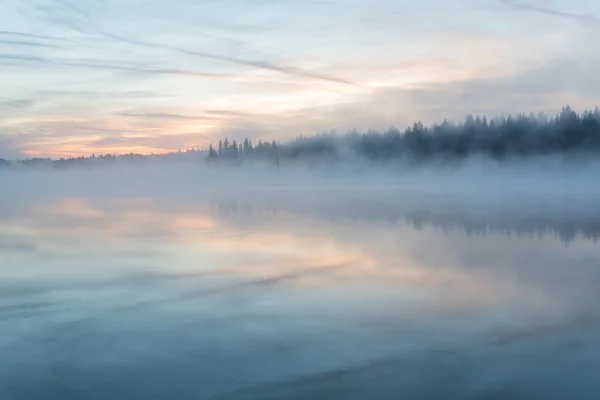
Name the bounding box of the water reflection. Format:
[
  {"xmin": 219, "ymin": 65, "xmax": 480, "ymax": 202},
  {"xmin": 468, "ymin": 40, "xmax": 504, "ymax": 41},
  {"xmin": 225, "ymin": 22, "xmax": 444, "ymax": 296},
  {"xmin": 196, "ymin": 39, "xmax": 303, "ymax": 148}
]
[{"xmin": 1, "ymin": 191, "xmax": 600, "ymax": 399}]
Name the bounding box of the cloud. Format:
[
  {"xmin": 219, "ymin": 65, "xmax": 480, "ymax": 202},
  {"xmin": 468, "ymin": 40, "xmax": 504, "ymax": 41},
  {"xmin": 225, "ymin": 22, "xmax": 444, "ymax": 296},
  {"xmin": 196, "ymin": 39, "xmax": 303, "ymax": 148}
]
[
  {"xmin": 118, "ymin": 113, "xmax": 221, "ymax": 121},
  {"xmin": 500, "ymin": 0, "xmax": 599, "ymax": 25},
  {"xmin": 35, "ymin": 90, "xmax": 166, "ymax": 99},
  {"xmin": 20, "ymin": 0, "xmax": 92, "ymax": 34},
  {"xmin": 13, "ymin": 0, "xmax": 358, "ymax": 86},
  {"xmin": 0, "ymin": 115, "xmax": 216, "ymax": 157},
  {"xmin": 86, "ymin": 132, "xmax": 212, "ymax": 153},
  {"xmin": 0, "ymin": 30, "xmax": 65, "ymax": 41},
  {"xmin": 0, "ymin": 39, "xmax": 59, "ymax": 48},
  {"xmin": 0, "ymin": 53, "xmax": 238, "ymax": 79},
  {"xmin": 0, "ymin": 98, "xmax": 34, "ymax": 110},
  {"xmin": 203, "ymin": 109, "xmax": 260, "ymax": 117},
  {"xmin": 100, "ymin": 33, "xmax": 360, "ymax": 87}
]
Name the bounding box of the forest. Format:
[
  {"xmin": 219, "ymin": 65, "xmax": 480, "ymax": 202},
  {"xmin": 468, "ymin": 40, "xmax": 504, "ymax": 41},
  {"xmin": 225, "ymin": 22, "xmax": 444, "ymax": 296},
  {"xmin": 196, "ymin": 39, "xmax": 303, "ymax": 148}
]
[{"xmin": 206, "ymin": 106, "xmax": 600, "ymax": 164}]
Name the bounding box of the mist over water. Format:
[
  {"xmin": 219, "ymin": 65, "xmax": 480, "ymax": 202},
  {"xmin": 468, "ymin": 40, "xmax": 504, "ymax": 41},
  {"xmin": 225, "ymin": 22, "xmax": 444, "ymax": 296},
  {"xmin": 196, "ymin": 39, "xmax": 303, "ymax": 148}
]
[{"xmin": 2, "ymin": 160, "xmax": 600, "ymax": 399}]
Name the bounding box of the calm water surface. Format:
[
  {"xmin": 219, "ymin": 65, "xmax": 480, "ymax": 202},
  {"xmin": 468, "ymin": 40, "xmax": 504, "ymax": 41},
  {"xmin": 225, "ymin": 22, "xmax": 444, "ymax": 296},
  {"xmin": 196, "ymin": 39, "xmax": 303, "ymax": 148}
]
[{"xmin": 1, "ymin": 187, "xmax": 600, "ymax": 399}]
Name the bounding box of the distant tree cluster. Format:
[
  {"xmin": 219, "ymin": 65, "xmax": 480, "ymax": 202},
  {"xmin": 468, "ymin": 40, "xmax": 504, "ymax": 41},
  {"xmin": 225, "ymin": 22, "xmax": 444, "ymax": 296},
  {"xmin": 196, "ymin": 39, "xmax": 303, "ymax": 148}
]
[
  {"xmin": 0, "ymin": 148, "xmax": 204, "ymax": 169},
  {"xmin": 206, "ymin": 105, "xmax": 600, "ymax": 164},
  {"xmin": 207, "ymin": 138, "xmax": 279, "ymax": 163}
]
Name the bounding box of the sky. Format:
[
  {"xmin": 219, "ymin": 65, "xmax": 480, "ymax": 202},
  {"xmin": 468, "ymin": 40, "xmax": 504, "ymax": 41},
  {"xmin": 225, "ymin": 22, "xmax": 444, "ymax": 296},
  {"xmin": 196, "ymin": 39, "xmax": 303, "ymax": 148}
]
[{"xmin": 0, "ymin": 0, "xmax": 599, "ymax": 159}]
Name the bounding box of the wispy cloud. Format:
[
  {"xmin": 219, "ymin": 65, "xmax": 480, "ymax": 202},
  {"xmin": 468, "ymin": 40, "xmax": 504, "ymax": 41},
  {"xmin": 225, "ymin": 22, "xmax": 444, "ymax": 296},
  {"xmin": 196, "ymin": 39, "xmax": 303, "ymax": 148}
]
[
  {"xmin": 89, "ymin": 132, "xmax": 211, "ymax": 149},
  {"xmin": 0, "ymin": 30, "xmax": 65, "ymax": 41},
  {"xmin": 21, "ymin": 0, "xmax": 92, "ymax": 34},
  {"xmin": 0, "ymin": 98, "xmax": 34, "ymax": 110},
  {"xmin": 19, "ymin": 0, "xmax": 355, "ymax": 86},
  {"xmin": 0, "ymin": 53, "xmax": 238, "ymax": 79},
  {"xmin": 101, "ymin": 33, "xmax": 360, "ymax": 87},
  {"xmin": 0, "ymin": 39, "xmax": 58, "ymax": 48},
  {"xmin": 204, "ymin": 109, "xmax": 261, "ymax": 117},
  {"xmin": 500, "ymin": 0, "xmax": 598, "ymax": 24},
  {"xmin": 119, "ymin": 112, "xmax": 221, "ymax": 121},
  {"xmin": 35, "ymin": 90, "xmax": 166, "ymax": 99}
]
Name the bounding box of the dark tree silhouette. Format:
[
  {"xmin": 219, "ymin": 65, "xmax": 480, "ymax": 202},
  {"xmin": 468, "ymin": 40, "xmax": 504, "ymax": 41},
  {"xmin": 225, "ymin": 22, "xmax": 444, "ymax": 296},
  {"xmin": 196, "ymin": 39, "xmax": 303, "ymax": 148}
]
[
  {"xmin": 207, "ymin": 144, "xmax": 217, "ymax": 161},
  {"xmin": 205, "ymin": 106, "xmax": 600, "ymax": 165}
]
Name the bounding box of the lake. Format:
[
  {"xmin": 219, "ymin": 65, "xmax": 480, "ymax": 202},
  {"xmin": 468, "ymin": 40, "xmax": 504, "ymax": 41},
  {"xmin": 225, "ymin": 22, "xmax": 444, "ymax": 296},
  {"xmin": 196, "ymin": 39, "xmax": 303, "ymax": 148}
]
[{"xmin": 1, "ymin": 175, "xmax": 600, "ymax": 399}]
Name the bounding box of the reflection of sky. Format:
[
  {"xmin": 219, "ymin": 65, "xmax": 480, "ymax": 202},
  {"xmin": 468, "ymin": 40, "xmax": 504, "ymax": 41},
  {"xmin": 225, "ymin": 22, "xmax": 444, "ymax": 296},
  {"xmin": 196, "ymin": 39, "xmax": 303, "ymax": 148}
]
[
  {"xmin": 1, "ymin": 0, "xmax": 599, "ymax": 158},
  {"xmin": 2, "ymin": 195, "xmax": 599, "ymax": 312},
  {"xmin": 2, "ymin": 194, "xmax": 600, "ymax": 398}
]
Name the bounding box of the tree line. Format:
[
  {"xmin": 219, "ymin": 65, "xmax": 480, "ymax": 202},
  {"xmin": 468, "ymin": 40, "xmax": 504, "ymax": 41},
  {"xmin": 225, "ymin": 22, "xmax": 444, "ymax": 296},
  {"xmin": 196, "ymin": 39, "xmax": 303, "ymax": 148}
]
[
  {"xmin": 0, "ymin": 148, "xmax": 204, "ymax": 169},
  {"xmin": 2, "ymin": 106, "xmax": 599, "ymax": 168},
  {"xmin": 207, "ymin": 138, "xmax": 278, "ymax": 162},
  {"xmin": 206, "ymin": 106, "xmax": 600, "ymax": 164}
]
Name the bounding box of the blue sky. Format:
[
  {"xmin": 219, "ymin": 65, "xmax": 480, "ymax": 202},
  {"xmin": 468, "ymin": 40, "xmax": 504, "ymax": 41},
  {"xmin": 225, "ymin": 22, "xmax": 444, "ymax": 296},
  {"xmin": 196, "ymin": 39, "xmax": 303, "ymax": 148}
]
[{"xmin": 0, "ymin": 0, "xmax": 599, "ymax": 158}]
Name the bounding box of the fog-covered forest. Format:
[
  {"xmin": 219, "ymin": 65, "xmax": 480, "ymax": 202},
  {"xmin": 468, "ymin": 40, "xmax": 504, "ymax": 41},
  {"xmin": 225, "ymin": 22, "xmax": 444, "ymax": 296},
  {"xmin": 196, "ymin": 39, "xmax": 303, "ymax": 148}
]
[
  {"xmin": 207, "ymin": 105, "xmax": 600, "ymax": 164},
  {"xmin": 2, "ymin": 105, "xmax": 600, "ymax": 169}
]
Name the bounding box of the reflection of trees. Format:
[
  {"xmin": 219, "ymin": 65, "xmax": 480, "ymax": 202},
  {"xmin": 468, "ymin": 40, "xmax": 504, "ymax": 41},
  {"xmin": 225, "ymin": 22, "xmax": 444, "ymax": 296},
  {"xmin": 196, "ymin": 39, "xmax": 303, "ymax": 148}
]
[
  {"xmin": 210, "ymin": 197, "xmax": 600, "ymax": 244},
  {"xmin": 402, "ymin": 210, "xmax": 600, "ymax": 244}
]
